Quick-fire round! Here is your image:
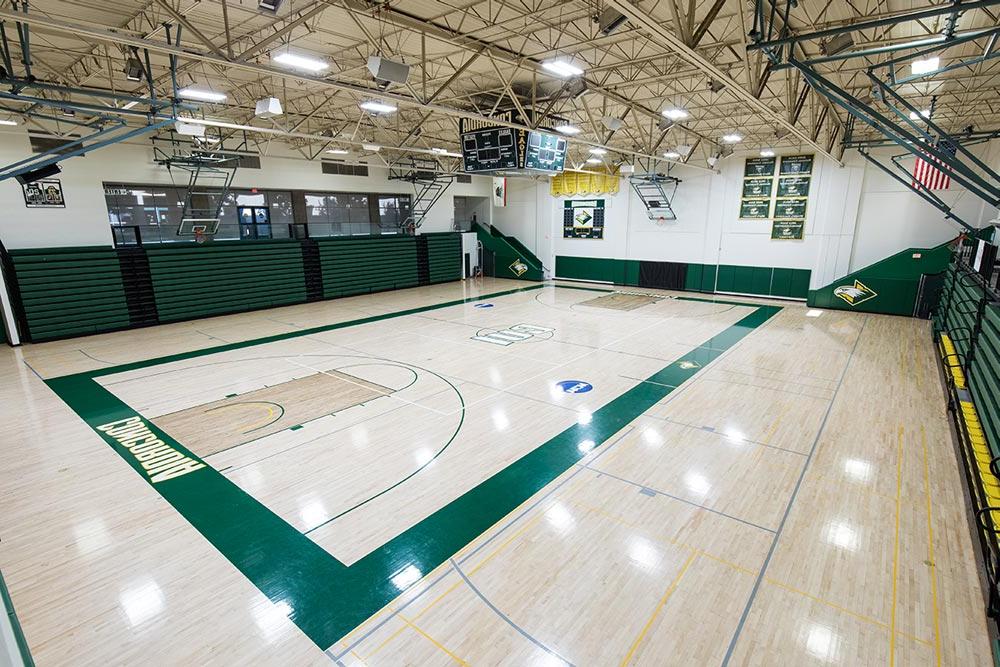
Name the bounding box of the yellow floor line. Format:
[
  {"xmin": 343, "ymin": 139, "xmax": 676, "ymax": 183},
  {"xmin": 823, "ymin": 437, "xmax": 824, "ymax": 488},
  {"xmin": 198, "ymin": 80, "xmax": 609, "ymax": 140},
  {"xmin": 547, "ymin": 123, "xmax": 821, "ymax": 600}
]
[
  {"xmin": 363, "ymin": 622, "xmax": 410, "ymax": 661},
  {"xmin": 619, "ymin": 551, "xmax": 697, "ymax": 667},
  {"xmin": 889, "ymin": 425, "xmax": 904, "ymax": 667},
  {"xmin": 922, "ymin": 425, "xmax": 943, "ymax": 666},
  {"xmin": 763, "ymin": 577, "xmax": 889, "ymax": 629},
  {"xmin": 399, "ymin": 613, "xmax": 469, "ymax": 665},
  {"xmin": 411, "ymin": 579, "xmax": 464, "ymax": 622}
]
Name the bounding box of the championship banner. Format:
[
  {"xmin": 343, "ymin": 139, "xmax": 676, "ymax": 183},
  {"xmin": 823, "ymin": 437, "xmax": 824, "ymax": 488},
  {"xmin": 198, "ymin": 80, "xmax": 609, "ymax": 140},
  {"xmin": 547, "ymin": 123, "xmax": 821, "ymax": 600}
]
[
  {"xmin": 740, "ymin": 154, "xmax": 813, "ymax": 241},
  {"xmin": 492, "ymin": 177, "xmax": 507, "ymax": 207},
  {"xmin": 771, "ymin": 219, "xmax": 804, "ymax": 240},
  {"xmin": 563, "ymin": 199, "xmax": 605, "ymax": 239}
]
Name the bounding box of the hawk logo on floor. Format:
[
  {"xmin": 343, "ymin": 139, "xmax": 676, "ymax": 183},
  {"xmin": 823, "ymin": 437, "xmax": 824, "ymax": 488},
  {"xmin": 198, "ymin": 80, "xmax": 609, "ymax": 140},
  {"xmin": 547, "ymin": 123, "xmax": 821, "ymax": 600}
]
[
  {"xmin": 509, "ymin": 259, "xmax": 528, "ymax": 277},
  {"xmin": 833, "ymin": 280, "xmax": 878, "ymax": 306},
  {"xmin": 677, "ymin": 360, "xmax": 701, "ymax": 370}
]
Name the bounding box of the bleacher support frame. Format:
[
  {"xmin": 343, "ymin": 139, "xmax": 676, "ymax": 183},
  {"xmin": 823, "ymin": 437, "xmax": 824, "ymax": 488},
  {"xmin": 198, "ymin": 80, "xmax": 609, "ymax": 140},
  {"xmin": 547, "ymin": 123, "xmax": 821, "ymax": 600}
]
[{"xmin": 933, "ymin": 255, "xmax": 1000, "ymax": 647}]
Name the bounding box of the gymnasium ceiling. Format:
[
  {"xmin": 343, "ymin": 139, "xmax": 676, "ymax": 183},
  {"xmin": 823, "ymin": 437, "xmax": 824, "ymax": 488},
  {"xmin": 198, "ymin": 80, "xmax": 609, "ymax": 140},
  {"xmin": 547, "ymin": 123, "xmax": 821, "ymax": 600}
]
[{"xmin": 2, "ymin": 0, "xmax": 999, "ymax": 171}]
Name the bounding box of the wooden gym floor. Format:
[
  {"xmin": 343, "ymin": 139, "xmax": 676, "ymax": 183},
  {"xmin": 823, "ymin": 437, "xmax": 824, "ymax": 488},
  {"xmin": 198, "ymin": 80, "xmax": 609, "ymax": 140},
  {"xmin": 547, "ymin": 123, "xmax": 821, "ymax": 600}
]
[{"xmin": 0, "ymin": 277, "xmax": 992, "ymax": 666}]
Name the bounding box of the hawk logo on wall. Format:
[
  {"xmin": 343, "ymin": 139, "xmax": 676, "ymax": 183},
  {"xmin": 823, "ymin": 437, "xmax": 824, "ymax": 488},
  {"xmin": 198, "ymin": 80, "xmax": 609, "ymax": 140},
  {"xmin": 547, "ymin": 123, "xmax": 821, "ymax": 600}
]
[
  {"xmin": 509, "ymin": 259, "xmax": 528, "ymax": 276},
  {"xmin": 834, "ymin": 280, "xmax": 878, "ymax": 306}
]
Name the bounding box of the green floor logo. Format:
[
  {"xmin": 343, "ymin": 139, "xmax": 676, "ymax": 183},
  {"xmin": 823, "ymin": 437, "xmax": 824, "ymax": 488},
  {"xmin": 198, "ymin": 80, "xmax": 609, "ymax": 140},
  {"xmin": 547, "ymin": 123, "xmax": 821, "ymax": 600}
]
[{"xmin": 834, "ymin": 280, "xmax": 878, "ymax": 306}]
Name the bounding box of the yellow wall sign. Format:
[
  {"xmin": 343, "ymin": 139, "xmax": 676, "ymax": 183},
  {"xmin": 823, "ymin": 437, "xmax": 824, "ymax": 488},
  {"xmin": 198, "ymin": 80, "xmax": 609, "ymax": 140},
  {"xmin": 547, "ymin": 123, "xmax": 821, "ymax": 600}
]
[{"xmin": 551, "ymin": 171, "xmax": 620, "ymax": 196}]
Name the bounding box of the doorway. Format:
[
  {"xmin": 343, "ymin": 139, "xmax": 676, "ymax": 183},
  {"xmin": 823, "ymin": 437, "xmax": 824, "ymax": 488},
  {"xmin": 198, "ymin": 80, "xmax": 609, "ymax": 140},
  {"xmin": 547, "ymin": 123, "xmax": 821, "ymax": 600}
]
[{"xmin": 238, "ymin": 206, "xmax": 272, "ymax": 239}]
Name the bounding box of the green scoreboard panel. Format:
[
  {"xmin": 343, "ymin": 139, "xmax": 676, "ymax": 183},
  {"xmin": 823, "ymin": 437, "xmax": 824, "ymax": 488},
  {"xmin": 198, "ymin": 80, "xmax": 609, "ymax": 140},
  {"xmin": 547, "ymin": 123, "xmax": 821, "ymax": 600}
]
[
  {"xmin": 524, "ymin": 131, "xmax": 567, "ymax": 171},
  {"xmin": 462, "ymin": 128, "xmax": 519, "ymax": 172}
]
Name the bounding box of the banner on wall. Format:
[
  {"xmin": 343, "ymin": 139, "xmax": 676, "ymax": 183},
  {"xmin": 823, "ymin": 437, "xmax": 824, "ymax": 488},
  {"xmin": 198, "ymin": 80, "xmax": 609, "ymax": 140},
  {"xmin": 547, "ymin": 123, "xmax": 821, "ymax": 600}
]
[
  {"xmin": 744, "ymin": 157, "xmax": 776, "ymax": 177},
  {"xmin": 776, "ymin": 175, "xmax": 811, "ymax": 198},
  {"xmin": 492, "ymin": 177, "xmax": 507, "ymax": 207},
  {"xmin": 779, "ymin": 154, "xmax": 814, "ymax": 175},
  {"xmin": 739, "ymin": 154, "xmax": 813, "ymax": 241},
  {"xmin": 742, "ymin": 177, "xmax": 773, "ymax": 198},
  {"xmin": 771, "ymin": 219, "xmax": 805, "ymax": 240},
  {"xmin": 563, "ymin": 199, "xmax": 605, "ymax": 239},
  {"xmin": 22, "ymin": 179, "xmax": 65, "ymax": 208},
  {"xmin": 739, "ymin": 199, "xmax": 771, "ymax": 219},
  {"xmin": 774, "ymin": 197, "xmax": 808, "ymax": 219}
]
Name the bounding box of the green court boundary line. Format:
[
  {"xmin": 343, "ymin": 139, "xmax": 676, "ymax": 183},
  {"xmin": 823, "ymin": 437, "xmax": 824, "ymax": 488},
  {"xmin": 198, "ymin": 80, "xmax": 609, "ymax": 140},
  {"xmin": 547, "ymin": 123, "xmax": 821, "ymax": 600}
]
[
  {"xmin": 42, "ymin": 282, "xmax": 781, "ymax": 650},
  {"xmin": 0, "ymin": 569, "xmax": 34, "ymax": 667}
]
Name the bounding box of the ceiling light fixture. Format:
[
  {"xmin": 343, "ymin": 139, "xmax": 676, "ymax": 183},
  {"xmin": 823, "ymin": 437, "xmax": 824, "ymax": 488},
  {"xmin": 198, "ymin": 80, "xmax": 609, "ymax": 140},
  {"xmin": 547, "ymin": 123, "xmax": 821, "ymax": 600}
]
[
  {"xmin": 431, "ymin": 147, "xmax": 449, "ymax": 154},
  {"xmin": 326, "ymin": 148, "xmax": 349, "ymax": 155},
  {"xmin": 911, "ymin": 56, "xmax": 940, "ymax": 75},
  {"xmin": 586, "ymin": 158, "xmax": 602, "ymax": 164},
  {"xmin": 359, "ymin": 100, "xmax": 397, "ymax": 113},
  {"xmin": 908, "ymin": 109, "xmax": 931, "ymax": 120},
  {"xmin": 541, "ymin": 59, "xmax": 584, "ymax": 78},
  {"xmin": 362, "ymin": 144, "xmax": 381, "ymax": 152},
  {"xmin": 721, "ymin": 133, "xmax": 743, "ymax": 143},
  {"xmin": 760, "ymin": 148, "xmax": 775, "ymax": 157},
  {"xmin": 588, "ymin": 147, "xmax": 607, "ymax": 155},
  {"xmin": 272, "ymin": 48, "xmax": 329, "ymax": 73},
  {"xmin": 663, "ymin": 151, "xmax": 681, "ymax": 159},
  {"xmin": 178, "ymin": 87, "xmax": 227, "ymax": 102},
  {"xmin": 554, "ymin": 124, "xmax": 581, "ymax": 135},
  {"xmin": 0, "ymin": 118, "xmax": 19, "ymax": 126},
  {"xmin": 661, "ymin": 108, "xmax": 689, "ymax": 121}
]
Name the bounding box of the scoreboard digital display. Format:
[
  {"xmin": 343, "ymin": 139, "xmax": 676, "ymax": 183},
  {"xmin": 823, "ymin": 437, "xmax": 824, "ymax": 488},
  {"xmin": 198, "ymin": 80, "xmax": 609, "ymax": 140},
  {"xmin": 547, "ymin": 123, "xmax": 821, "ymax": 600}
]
[
  {"xmin": 461, "ymin": 128, "xmax": 518, "ymax": 172},
  {"xmin": 461, "ymin": 128, "xmax": 566, "ymax": 174},
  {"xmin": 524, "ymin": 131, "xmax": 567, "ymax": 171}
]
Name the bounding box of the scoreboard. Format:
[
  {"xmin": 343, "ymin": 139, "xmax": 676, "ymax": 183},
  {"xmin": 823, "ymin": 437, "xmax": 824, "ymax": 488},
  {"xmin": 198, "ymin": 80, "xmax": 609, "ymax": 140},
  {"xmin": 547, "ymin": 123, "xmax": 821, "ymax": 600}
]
[
  {"xmin": 524, "ymin": 131, "xmax": 567, "ymax": 171},
  {"xmin": 462, "ymin": 128, "xmax": 518, "ymax": 172},
  {"xmin": 461, "ymin": 127, "xmax": 566, "ymax": 173}
]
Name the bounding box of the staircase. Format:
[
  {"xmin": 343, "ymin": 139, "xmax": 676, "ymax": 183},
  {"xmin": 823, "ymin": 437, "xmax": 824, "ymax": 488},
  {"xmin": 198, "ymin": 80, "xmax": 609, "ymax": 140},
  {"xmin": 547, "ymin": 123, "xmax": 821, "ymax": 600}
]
[
  {"xmin": 389, "ymin": 158, "xmax": 454, "ymax": 233},
  {"xmin": 630, "ymin": 173, "xmax": 681, "ymax": 220}
]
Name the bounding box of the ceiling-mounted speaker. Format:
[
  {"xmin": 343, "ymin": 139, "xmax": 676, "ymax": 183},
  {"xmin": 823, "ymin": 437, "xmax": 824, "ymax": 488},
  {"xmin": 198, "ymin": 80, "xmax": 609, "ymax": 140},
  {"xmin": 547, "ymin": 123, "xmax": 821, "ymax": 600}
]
[
  {"xmin": 255, "ymin": 97, "xmax": 283, "ymax": 118},
  {"xmin": 821, "ymin": 32, "xmax": 855, "ymax": 56},
  {"xmin": 15, "ymin": 163, "xmax": 61, "ymax": 185},
  {"xmin": 601, "ymin": 116, "xmax": 624, "ymax": 131},
  {"xmin": 367, "ymin": 56, "xmax": 410, "ymax": 85},
  {"xmin": 123, "ymin": 57, "xmax": 144, "ymax": 82},
  {"xmin": 175, "ymin": 120, "xmax": 206, "ymax": 137},
  {"xmin": 597, "ymin": 7, "xmax": 628, "ymax": 35}
]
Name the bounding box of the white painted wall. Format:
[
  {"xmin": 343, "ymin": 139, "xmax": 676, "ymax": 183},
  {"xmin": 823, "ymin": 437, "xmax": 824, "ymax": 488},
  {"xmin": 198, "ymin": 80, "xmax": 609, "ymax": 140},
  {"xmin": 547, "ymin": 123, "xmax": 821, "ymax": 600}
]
[
  {"xmin": 0, "ymin": 132, "xmax": 491, "ymax": 249},
  {"xmin": 487, "ymin": 140, "xmax": 999, "ymax": 289}
]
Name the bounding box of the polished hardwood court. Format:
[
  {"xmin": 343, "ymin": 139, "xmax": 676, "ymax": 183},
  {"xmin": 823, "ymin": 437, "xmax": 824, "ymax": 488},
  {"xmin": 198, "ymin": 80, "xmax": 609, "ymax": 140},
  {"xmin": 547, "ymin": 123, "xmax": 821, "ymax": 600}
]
[{"xmin": 0, "ymin": 277, "xmax": 991, "ymax": 666}]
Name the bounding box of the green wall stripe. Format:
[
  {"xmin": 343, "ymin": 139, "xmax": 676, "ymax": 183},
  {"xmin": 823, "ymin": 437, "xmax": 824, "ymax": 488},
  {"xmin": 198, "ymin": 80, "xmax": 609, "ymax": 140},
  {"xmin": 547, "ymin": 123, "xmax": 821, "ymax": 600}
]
[{"xmin": 44, "ymin": 282, "xmax": 779, "ymax": 650}]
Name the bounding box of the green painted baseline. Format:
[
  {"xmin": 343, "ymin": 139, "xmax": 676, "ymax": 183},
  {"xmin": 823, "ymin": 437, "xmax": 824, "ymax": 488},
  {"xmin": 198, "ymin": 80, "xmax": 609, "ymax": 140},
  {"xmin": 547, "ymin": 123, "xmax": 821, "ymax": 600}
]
[{"xmin": 44, "ymin": 283, "xmax": 780, "ymax": 650}]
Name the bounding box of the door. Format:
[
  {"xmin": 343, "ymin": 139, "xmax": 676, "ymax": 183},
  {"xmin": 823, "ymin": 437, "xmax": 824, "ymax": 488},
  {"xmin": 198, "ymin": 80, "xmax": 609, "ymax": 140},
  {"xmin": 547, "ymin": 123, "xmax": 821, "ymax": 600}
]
[{"xmin": 238, "ymin": 207, "xmax": 272, "ymax": 239}]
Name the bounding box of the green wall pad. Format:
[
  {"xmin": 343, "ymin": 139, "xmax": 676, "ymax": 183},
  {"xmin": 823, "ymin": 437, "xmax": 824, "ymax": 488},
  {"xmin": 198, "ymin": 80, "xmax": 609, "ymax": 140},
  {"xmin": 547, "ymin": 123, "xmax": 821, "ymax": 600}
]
[
  {"xmin": 555, "ymin": 255, "xmax": 809, "ymax": 299},
  {"xmin": 808, "ymin": 241, "xmax": 954, "ymax": 316},
  {"xmin": 7, "ymin": 234, "xmax": 464, "ymax": 342},
  {"xmin": 474, "ymin": 224, "xmax": 543, "ymax": 281}
]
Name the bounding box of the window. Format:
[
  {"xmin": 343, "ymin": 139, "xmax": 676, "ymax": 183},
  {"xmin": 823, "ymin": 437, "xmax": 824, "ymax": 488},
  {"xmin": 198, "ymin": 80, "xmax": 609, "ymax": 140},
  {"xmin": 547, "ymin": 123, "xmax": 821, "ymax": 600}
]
[
  {"xmin": 305, "ymin": 192, "xmax": 371, "ymax": 236},
  {"xmin": 106, "ymin": 183, "xmax": 414, "ymax": 244},
  {"xmin": 377, "ymin": 195, "xmax": 411, "ymax": 233}
]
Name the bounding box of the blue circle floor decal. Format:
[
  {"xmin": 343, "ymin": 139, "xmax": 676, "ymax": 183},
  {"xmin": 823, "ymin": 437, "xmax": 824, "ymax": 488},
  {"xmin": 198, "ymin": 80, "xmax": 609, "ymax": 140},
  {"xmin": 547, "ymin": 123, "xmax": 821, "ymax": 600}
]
[{"xmin": 556, "ymin": 380, "xmax": 593, "ymax": 394}]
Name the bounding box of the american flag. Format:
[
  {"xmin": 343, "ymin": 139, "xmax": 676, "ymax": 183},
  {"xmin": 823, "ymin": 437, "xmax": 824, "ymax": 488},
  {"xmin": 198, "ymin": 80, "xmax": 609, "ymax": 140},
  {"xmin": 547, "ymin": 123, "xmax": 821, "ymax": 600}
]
[{"xmin": 912, "ymin": 139, "xmax": 956, "ymax": 191}]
